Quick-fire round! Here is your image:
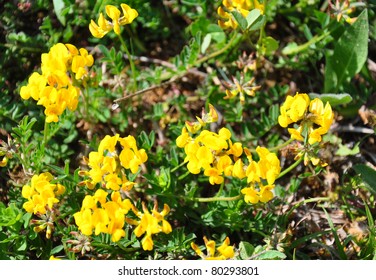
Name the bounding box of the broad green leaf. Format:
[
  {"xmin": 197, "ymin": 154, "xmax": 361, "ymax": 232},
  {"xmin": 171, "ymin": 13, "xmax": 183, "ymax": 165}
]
[
  {"xmin": 231, "ymin": 10, "xmax": 247, "ymax": 31},
  {"xmin": 206, "ymin": 24, "xmax": 225, "ymax": 41},
  {"xmin": 353, "ymin": 164, "xmax": 376, "ymax": 195},
  {"xmin": 239, "ymin": 241, "xmax": 255, "ymax": 260},
  {"xmin": 308, "ymin": 93, "xmax": 352, "ymax": 106},
  {"xmin": 325, "ymin": 9, "xmax": 369, "ymax": 92},
  {"xmin": 261, "ymin": 36, "xmax": 279, "ymax": 55},
  {"xmin": 245, "ymin": 9, "xmax": 261, "ymax": 29},
  {"xmin": 256, "ymin": 250, "xmax": 286, "ymax": 260},
  {"xmin": 53, "ymin": 0, "xmax": 66, "ymax": 26},
  {"xmin": 248, "ymin": 15, "xmax": 265, "ymax": 31}
]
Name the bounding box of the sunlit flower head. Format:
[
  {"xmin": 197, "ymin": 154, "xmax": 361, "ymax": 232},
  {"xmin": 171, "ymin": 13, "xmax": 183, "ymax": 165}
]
[
  {"xmin": 89, "ymin": 3, "xmax": 138, "ymax": 38},
  {"xmin": 278, "ymin": 93, "xmax": 334, "ymax": 145},
  {"xmin": 19, "ymin": 43, "xmax": 93, "ymax": 122}
]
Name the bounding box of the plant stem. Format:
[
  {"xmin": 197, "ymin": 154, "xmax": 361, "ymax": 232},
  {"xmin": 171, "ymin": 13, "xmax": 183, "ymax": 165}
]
[
  {"xmin": 171, "ymin": 161, "xmax": 187, "ymax": 173},
  {"xmin": 195, "ymin": 32, "xmax": 238, "ymax": 65},
  {"xmin": 118, "ymin": 34, "xmax": 137, "ymax": 92},
  {"xmin": 268, "ymin": 138, "xmax": 294, "ymax": 152},
  {"xmin": 196, "ymin": 194, "xmax": 242, "ymax": 203},
  {"xmin": 42, "ymin": 119, "xmax": 49, "ymax": 154},
  {"xmin": 215, "ymin": 181, "xmax": 225, "ymax": 197},
  {"xmin": 277, "ymin": 156, "xmax": 303, "ymax": 179},
  {"xmin": 282, "ymin": 31, "xmax": 330, "ymax": 56}
]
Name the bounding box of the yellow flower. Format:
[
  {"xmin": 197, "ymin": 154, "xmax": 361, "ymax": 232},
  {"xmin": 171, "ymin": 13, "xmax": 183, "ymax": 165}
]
[
  {"xmin": 89, "ymin": 13, "xmax": 112, "ymax": 38},
  {"xmin": 218, "ymin": 0, "xmax": 264, "ymax": 29},
  {"xmin": 191, "ymin": 236, "xmax": 235, "ymax": 260},
  {"xmin": 130, "ymin": 202, "xmax": 172, "ymax": 251},
  {"xmin": 256, "ymin": 146, "xmax": 281, "ymax": 185},
  {"xmin": 81, "ymin": 134, "xmax": 147, "ymax": 191},
  {"xmin": 20, "ymin": 43, "xmax": 93, "ymax": 122},
  {"xmin": 241, "ymin": 183, "xmax": 274, "ymax": 204},
  {"xmin": 0, "ymin": 156, "xmax": 8, "ymax": 167},
  {"xmin": 176, "ymin": 127, "xmax": 192, "ymax": 148},
  {"xmin": 21, "ymin": 172, "xmax": 66, "ymax": 215},
  {"xmin": 241, "ymin": 185, "xmax": 259, "ymax": 204},
  {"xmin": 73, "ymin": 190, "xmax": 132, "ymax": 242},
  {"xmin": 185, "ymin": 104, "xmax": 219, "ymax": 134},
  {"xmin": 278, "ymin": 93, "xmax": 334, "ymax": 145},
  {"xmin": 89, "ymin": 3, "xmax": 138, "ymax": 38},
  {"xmin": 20, "ymin": 72, "xmax": 46, "ymax": 101},
  {"xmin": 177, "ymin": 108, "xmax": 248, "ymax": 185},
  {"xmin": 232, "ymin": 159, "xmax": 246, "ymax": 179}
]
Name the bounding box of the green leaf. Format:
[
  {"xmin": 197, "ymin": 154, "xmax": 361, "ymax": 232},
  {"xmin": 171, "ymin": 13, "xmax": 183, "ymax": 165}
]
[
  {"xmin": 261, "ymin": 36, "xmax": 279, "ymax": 55},
  {"xmin": 281, "ymin": 42, "xmax": 298, "ymax": 55},
  {"xmin": 353, "ymin": 164, "xmax": 376, "ymax": 195},
  {"xmin": 231, "ymin": 10, "xmax": 247, "ymax": 31},
  {"xmin": 238, "ymin": 241, "xmax": 255, "ymax": 259},
  {"xmin": 336, "ymin": 142, "xmax": 360, "ymax": 156},
  {"xmin": 245, "ymin": 9, "xmax": 261, "ymax": 29},
  {"xmin": 308, "ymin": 93, "xmax": 352, "ymax": 106},
  {"xmin": 325, "ymin": 9, "xmax": 369, "ymax": 91},
  {"xmin": 53, "ymin": 0, "xmax": 66, "ymax": 26},
  {"xmin": 248, "ymin": 15, "xmax": 265, "ymax": 31},
  {"xmin": 206, "ymin": 24, "xmax": 225, "ymax": 43},
  {"xmin": 0, "ymin": 202, "xmax": 22, "ymax": 227},
  {"xmin": 51, "ymin": 245, "xmax": 64, "ymax": 255},
  {"xmin": 201, "ymin": 34, "xmax": 211, "ymax": 54},
  {"xmin": 256, "ymin": 250, "xmax": 286, "ymax": 260},
  {"xmin": 323, "ymin": 207, "xmax": 347, "ymax": 259}
]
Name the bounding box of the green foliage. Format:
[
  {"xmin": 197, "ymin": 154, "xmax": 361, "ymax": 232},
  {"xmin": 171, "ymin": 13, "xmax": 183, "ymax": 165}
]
[
  {"xmin": 0, "ymin": 0, "xmax": 375, "ymax": 261},
  {"xmin": 324, "ymin": 9, "xmax": 369, "ymax": 92}
]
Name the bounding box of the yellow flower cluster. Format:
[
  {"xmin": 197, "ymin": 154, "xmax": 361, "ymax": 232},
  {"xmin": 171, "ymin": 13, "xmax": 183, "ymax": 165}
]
[
  {"xmin": 191, "ymin": 236, "xmax": 235, "ymax": 260},
  {"xmin": 177, "ymin": 126, "xmax": 243, "ymax": 185},
  {"xmin": 177, "ymin": 105, "xmax": 281, "ymax": 203},
  {"xmin": 76, "ymin": 134, "xmax": 171, "ymax": 249},
  {"xmin": 74, "ymin": 190, "xmax": 172, "ymax": 248},
  {"xmin": 73, "ymin": 189, "xmax": 132, "ymax": 242},
  {"xmin": 80, "ymin": 134, "xmax": 148, "ymax": 191},
  {"xmin": 89, "ymin": 3, "xmax": 138, "ymax": 38},
  {"xmin": 278, "ymin": 93, "xmax": 334, "ymax": 145},
  {"xmin": 21, "ymin": 172, "xmax": 66, "ymax": 215},
  {"xmin": 218, "ymin": 0, "xmax": 264, "ymax": 29},
  {"xmin": 127, "ymin": 202, "xmax": 172, "ymax": 251},
  {"xmin": 238, "ymin": 147, "xmax": 281, "ymax": 204},
  {"xmin": 20, "ymin": 43, "xmax": 94, "ymax": 122}
]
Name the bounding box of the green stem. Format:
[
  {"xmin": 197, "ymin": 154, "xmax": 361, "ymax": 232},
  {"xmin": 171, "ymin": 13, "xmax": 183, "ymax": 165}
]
[
  {"xmin": 195, "ymin": 32, "xmax": 238, "ymax": 65},
  {"xmin": 171, "ymin": 161, "xmax": 187, "ymax": 173},
  {"xmin": 282, "ymin": 31, "xmax": 330, "ymax": 56},
  {"xmin": 0, "ymin": 43, "xmax": 45, "ymax": 53},
  {"xmin": 196, "ymin": 194, "xmax": 242, "ymax": 203},
  {"xmin": 215, "ymin": 181, "xmax": 225, "ymax": 197},
  {"xmin": 268, "ymin": 138, "xmax": 294, "ymax": 152},
  {"xmin": 277, "ymin": 156, "xmax": 304, "ymax": 179},
  {"xmin": 82, "ymin": 86, "xmax": 90, "ymax": 121},
  {"xmin": 42, "ymin": 120, "xmax": 49, "ymax": 154},
  {"xmin": 118, "ymin": 34, "xmax": 137, "ymax": 92}
]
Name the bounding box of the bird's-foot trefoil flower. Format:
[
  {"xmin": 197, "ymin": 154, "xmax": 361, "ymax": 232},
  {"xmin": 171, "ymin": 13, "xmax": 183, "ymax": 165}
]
[
  {"xmin": 89, "ymin": 3, "xmax": 138, "ymax": 38},
  {"xmin": 278, "ymin": 93, "xmax": 334, "ymax": 145},
  {"xmin": 191, "ymin": 236, "xmax": 235, "ymax": 260}
]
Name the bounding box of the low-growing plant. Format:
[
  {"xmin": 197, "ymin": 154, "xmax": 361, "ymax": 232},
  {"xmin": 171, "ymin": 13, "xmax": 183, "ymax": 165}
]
[{"xmin": 0, "ymin": 0, "xmax": 375, "ymax": 260}]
